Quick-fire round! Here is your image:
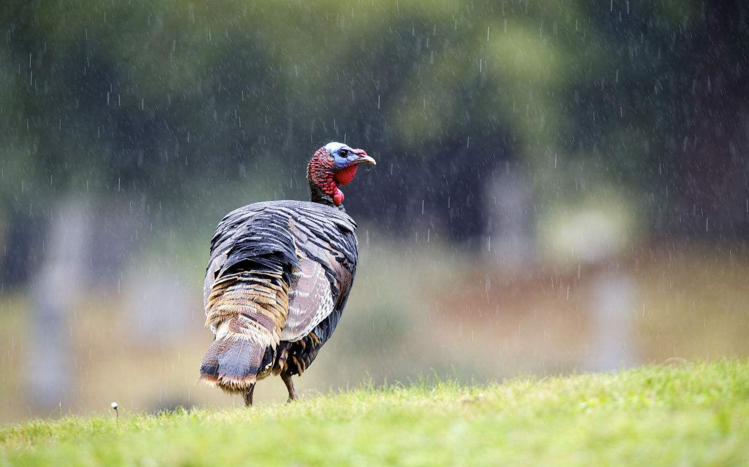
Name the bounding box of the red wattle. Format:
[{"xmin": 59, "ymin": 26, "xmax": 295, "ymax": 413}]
[
  {"xmin": 333, "ymin": 189, "xmax": 344, "ymax": 206},
  {"xmin": 334, "ymin": 165, "xmax": 358, "ymax": 186}
]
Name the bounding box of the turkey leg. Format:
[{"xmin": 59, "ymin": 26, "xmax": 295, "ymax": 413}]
[
  {"xmin": 281, "ymin": 372, "xmax": 299, "ymax": 402},
  {"xmin": 243, "ymin": 384, "xmax": 255, "ymax": 407}
]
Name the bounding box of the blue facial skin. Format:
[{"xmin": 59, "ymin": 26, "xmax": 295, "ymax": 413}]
[{"xmin": 332, "ymin": 146, "xmax": 357, "ymax": 170}]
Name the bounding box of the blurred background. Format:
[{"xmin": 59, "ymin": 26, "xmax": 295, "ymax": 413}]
[{"xmin": 1, "ymin": 0, "xmax": 748, "ymax": 422}]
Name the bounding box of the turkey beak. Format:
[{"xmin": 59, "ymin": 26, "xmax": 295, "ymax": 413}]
[{"xmin": 352, "ymin": 149, "xmax": 376, "ymax": 166}]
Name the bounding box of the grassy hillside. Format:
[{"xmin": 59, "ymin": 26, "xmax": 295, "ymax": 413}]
[{"xmin": 1, "ymin": 360, "xmax": 748, "ymax": 466}]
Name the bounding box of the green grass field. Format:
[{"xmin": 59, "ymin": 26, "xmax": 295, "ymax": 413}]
[{"xmin": 1, "ymin": 360, "xmax": 748, "ymax": 466}]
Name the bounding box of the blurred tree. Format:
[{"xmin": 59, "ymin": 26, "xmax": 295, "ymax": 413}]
[{"xmin": 0, "ymin": 0, "xmax": 746, "ymax": 268}]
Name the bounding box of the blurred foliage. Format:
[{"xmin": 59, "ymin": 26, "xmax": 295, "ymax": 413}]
[{"xmin": 1, "ymin": 0, "xmax": 747, "ymax": 238}]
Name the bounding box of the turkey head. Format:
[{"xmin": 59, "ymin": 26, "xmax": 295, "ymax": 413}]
[{"xmin": 307, "ymin": 142, "xmax": 376, "ymax": 207}]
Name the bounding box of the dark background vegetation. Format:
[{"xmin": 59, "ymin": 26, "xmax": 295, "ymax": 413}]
[{"xmin": 1, "ymin": 0, "xmax": 747, "ymax": 422}]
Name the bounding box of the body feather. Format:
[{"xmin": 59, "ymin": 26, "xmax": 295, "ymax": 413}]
[{"xmin": 200, "ymin": 201, "xmax": 358, "ymax": 391}]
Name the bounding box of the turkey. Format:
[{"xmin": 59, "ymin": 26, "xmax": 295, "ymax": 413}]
[{"xmin": 199, "ymin": 142, "xmax": 375, "ymax": 406}]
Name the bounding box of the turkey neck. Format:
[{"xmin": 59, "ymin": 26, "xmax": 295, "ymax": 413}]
[
  {"xmin": 307, "ymin": 159, "xmax": 343, "ymax": 210},
  {"xmin": 308, "ymin": 181, "xmax": 338, "ymax": 207}
]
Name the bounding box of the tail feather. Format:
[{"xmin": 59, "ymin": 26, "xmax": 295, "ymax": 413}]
[
  {"xmin": 199, "ymin": 319, "xmax": 268, "ymax": 392},
  {"xmin": 201, "ymin": 268, "xmax": 290, "ymax": 392}
]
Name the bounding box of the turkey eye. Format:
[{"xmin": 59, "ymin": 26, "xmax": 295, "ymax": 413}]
[{"xmin": 339, "ymin": 149, "xmax": 348, "ymax": 157}]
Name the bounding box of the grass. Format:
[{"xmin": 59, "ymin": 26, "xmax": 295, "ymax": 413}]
[{"xmin": 1, "ymin": 360, "xmax": 748, "ymax": 467}]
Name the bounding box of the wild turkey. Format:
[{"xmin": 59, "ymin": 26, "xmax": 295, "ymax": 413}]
[{"xmin": 200, "ymin": 142, "xmax": 375, "ymax": 406}]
